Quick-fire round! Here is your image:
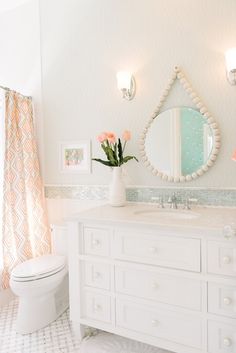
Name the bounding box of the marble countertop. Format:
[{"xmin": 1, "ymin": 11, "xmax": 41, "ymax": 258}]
[{"xmin": 68, "ymin": 202, "xmax": 236, "ymax": 235}]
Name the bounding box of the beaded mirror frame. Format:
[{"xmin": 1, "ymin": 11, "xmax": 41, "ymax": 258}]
[{"xmin": 139, "ymin": 66, "xmax": 221, "ymax": 182}]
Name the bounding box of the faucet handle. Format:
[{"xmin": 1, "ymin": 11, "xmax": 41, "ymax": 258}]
[
  {"xmin": 167, "ymin": 193, "xmax": 178, "ymax": 209},
  {"xmin": 168, "ymin": 193, "xmax": 175, "ymax": 202},
  {"xmin": 151, "ymin": 196, "xmax": 164, "ymax": 208},
  {"xmin": 183, "ymin": 198, "xmax": 198, "ymax": 210}
]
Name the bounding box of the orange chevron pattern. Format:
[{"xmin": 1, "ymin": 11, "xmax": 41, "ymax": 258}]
[{"xmin": 1, "ymin": 91, "xmax": 51, "ymax": 289}]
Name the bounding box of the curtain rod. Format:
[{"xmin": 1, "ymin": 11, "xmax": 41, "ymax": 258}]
[{"xmin": 0, "ymin": 85, "xmax": 32, "ymax": 100}]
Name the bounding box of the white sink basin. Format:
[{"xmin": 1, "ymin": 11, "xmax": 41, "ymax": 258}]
[{"xmin": 134, "ymin": 208, "xmax": 200, "ymax": 220}]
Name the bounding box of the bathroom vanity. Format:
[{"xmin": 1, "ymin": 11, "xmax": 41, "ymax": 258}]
[{"xmin": 68, "ymin": 203, "xmax": 236, "ymax": 353}]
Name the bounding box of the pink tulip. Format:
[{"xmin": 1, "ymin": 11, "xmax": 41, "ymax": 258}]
[
  {"xmin": 232, "ymin": 149, "xmax": 236, "ymax": 161},
  {"xmin": 123, "ymin": 130, "xmax": 131, "ymax": 141},
  {"xmin": 97, "ymin": 132, "xmax": 108, "ymax": 143},
  {"xmin": 106, "ymin": 132, "xmax": 116, "ymax": 144}
]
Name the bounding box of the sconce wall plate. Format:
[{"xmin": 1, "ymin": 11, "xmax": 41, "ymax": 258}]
[
  {"xmin": 225, "ymin": 48, "xmax": 236, "ymax": 85},
  {"xmin": 116, "ymin": 71, "xmax": 136, "ymax": 100},
  {"xmin": 226, "ymin": 70, "xmax": 236, "ymax": 85}
]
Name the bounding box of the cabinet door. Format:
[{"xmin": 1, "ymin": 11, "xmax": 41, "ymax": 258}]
[
  {"xmin": 208, "ymin": 320, "xmax": 236, "ymax": 353},
  {"xmin": 207, "ymin": 241, "xmax": 236, "ymax": 277},
  {"xmin": 114, "ymin": 230, "xmax": 201, "ymax": 272},
  {"xmin": 116, "ymin": 299, "xmax": 202, "ymax": 349},
  {"xmin": 83, "ymin": 227, "xmax": 110, "ymax": 257},
  {"xmin": 82, "ymin": 261, "xmax": 111, "ymax": 291},
  {"xmin": 208, "ymin": 283, "xmax": 236, "ymax": 319},
  {"xmin": 115, "ymin": 265, "xmax": 202, "ymax": 311},
  {"xmin": 82, "ymin": 290, "xmax": 112, "ymax": 324}
]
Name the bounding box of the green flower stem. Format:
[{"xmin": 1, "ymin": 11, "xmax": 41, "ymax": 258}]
[{"xmin": 122, "ymin": 141, "xmax": 127, "ymax": 154}]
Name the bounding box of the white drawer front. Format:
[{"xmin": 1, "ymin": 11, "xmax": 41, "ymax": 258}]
[
  {"xmin": 116, "ymin": 300, "xmax": 202, "ymax": 349},
  {"xmin": 82, "ymin": 290, "xmax": 111, "ymax": 323},
  {"xmin": 82, "ymin": 261, "xmax": 111, "ymax": 291},
  {"xmin": 114, "ymin": 231, "xmax": 201, "ymax": 272},
  {"xmin": 83, "ymin": 227, "xmax": 110, "ymax": 257},
  {"xmin": 208, "ymin": 283, "xmax": 236, "ymax": 319},
  {"xmin": 115, "ymin": 265, "xmax": 202, "ymax": 311},
  {"xmin": 208, "ymin": 320, "xmax": 236, "ymax": 353},
  {"xmin": 207, "ymin": 241, "xmax": 236, "ymax": 277}
]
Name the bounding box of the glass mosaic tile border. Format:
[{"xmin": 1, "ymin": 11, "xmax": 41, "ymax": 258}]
[{"xmin": 45, "ymin": 185, "xmax": 236, "ymax": 207}]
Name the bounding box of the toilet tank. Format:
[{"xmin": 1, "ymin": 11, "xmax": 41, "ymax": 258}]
[{"xmin": 50, "ymin": 224, "xmax": 68, "ymax": 257}]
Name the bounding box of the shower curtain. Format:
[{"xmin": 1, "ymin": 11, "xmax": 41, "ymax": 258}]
[{"xmin": 1, "ymin": 90, "xmax": 51, "ymax": 289}]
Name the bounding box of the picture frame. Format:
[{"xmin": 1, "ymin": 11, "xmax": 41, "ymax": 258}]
[{"xmin": 60, "ymin": 140, "xmax": 91, "ymax": 173}]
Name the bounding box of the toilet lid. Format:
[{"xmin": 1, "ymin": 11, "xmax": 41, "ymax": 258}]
[{"xmin": 11, "ymin": 255, "xmax": 66, "ymax": 280}]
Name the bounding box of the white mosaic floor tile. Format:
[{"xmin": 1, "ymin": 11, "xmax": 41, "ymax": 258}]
[
  {"xmin": 0, "ymin": 300, "xmax": 174, "ymax": 353},
  {"xmin": 0, "ymin": 300, "xmax": 80, "ymax": 353}
]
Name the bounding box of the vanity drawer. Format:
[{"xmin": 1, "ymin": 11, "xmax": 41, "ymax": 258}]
[
  {"xmin": 113, "ymin": 231, "xmax": 201, "ymax": 272},
  {"xmin": 208, "ymin": 320, "xmax": 236, "ymax": 353},
  {"xmin": 83, "ymin": 226, "xmax": 110, "ymax": 257},
  {"xmin": 82, "ymin": 261, "xmax": 111, "ymax": 291},
  {"xmin": 116, "ymin": 299, "xmax": 202, "ymax": 349},
  {"xmin": 207, "ymin": 241, "xmax": 236, "ymax": 277},
  {"xmin": 115, "ymin": 265, "xmax": 202, "ymax": 311},
  {"xmin": 208, "ymin": 282, "xmax": 236, "ymax": 319},
  {"xmin": 81, "ymin": 290, "xmax": 112, "ymax": 323}
]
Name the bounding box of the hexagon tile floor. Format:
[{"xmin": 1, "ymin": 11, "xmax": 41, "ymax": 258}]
[{"xmin": 0, "ymin": 300, "xmax": 80, "ymax": 353}]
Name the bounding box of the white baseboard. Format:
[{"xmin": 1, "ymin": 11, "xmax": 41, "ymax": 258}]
[{"xmin": 0, "ymin": 288, "xmax": 15, "ymax": 307}]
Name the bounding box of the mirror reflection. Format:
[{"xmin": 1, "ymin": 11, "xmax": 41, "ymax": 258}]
[{"xmin": 145, "ymin": 107, "xmax": 213, "ymax": 177}]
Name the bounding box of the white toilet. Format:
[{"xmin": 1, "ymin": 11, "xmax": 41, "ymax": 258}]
[{"xmin": 10, "ymin": 224, "xmax": 69, "ymax": 334}]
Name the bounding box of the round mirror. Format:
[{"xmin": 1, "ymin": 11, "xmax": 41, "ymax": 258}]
[{"xmin": 142, "ymin": 107, "xmax": 220, "ymax": 182}]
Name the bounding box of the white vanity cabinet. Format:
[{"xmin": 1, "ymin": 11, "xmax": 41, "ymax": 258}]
[{"xmin": 68, "ymin": 204, "xmax": 236, "ymax": 353}]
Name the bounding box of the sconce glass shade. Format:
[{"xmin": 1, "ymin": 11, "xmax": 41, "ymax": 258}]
[
  {"xmin": 116, "ymin": 71, "xmax": 135, "ymax": 100},
  {"xmin": 117, "ymin": 71, "xmax": 131, "ymax": 89},
  {"xmin": 225, "ymin": 48, "xmax": 236, "ymax": 85}
]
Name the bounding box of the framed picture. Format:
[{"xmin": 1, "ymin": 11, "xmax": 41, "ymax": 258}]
[{"xmin": 60, "ymin": 140, "xmax": 91, "ymax": 173}]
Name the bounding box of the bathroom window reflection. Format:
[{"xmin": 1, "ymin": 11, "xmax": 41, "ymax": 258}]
[{"xmin": 145, "ymin": 107, "xmax": 213, "ymax": 177}]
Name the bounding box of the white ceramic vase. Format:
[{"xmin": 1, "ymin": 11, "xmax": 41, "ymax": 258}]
[{"xmin": 109, "ymin": 166, "xmax": 126, "ymax": 207}]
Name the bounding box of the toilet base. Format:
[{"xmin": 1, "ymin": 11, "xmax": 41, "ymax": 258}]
[{"xmin": 16, "ymin": 273, "xmax": 69, "ymax": 334}]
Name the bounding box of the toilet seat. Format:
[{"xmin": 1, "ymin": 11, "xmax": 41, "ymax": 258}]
[{"xmin": 11, "ymin": 255, "xmax": 66, "ymax": 282}]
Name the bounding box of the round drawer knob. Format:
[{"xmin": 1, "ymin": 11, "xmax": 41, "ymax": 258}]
[
  {"xmin": 223, "ymin": 297, "xmax": 232, "ymax": 305},
  {"xmin": 94, "ymin": 304, "xmax": 101, "ymax": 311},
  {"xmin": 151, "ymin": 282, "xmax": 159, "ymax": 289},
  {"xmin": 149, "ymin": 247, "xmax": 158, "ymax": 253},
  {"xmin": 223, "ymin": 338, "xmax": 232, "ymax": 347},
  {"xmin": 223, "ymin": 256, "xmax": 231, "ymax": 264},
  {"xmin": 94, "ymin": 272, "xmax": 101, "ymax": 279},
  {"xmin": 92, "ymin": 239, "xmax": 100, "ymax": 246},
  {"xmin": 151, "ymin": 319, "xmax": 159, "ymax": 327}
]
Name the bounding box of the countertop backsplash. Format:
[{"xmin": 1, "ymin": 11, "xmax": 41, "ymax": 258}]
[{"xmin": 45, "ymin": 185, "xmax": 236, "ymax": 208}]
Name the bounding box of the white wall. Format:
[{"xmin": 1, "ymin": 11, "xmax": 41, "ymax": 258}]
[
  {"xmin": 0, "ymin": 0, "xmax": 41, "ymax": 95},
  {"xmin": 0, "ymin": 0, "xmax": 44, "ymax": 168},
  {"xmin": 40, "ymin": 0, "xmax": 236, "ymax": 188}
]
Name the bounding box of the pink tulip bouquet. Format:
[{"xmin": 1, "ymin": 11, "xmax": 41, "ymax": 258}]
[{"xmin": 92, "ymin": 130, "xmax": 138, "ymax": 167}]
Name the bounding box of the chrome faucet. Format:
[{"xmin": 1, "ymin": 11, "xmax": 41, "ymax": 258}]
[
  {"xmin": 182, "ymin": 198, "xmax": 198, "ymax": 210},
  {"xmin": 167, "ymin": 193, "xmax": 178, "ymax": 209}
]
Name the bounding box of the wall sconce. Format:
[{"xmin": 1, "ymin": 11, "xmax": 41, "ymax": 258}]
[
  {"xmin": 116, "ymin": 71, "xmax": 136, "ymax": 100},
  {"xmin": 225, "ymin": 48, "xmax": 236, "ymax": 85}
]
